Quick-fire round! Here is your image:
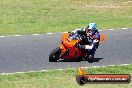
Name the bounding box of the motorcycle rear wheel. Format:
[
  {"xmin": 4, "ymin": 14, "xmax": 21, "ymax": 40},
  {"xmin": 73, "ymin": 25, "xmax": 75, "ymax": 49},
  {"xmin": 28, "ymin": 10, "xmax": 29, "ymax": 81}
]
[
  {"xmin": 87, "ymin": 55, "xmax": 94, "ymax": 63},
  {"xmin": 49, "ymin": 47, "xmax": 61, "ymax": 62}
]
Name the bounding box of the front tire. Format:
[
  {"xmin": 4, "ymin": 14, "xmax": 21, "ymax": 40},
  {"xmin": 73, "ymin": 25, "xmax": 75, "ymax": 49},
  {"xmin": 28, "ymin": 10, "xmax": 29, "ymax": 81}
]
[{"xmin": 49, "ymin": 47, "xmax": 61, "ymax": 62}]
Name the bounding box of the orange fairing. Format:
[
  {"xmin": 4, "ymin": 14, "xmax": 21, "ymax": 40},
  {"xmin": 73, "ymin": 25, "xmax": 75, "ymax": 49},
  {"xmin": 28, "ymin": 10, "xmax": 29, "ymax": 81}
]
[
  {"xmin": 99, "ymin": 33, "xmax": 105, "ymax": 44},
  {"xmin": 59, "ymin": 44, "xmax": 66, "ymax": 50},
  {"xmin": 78, "ymin": 67, "xmax": 86, "ymax": 76},
  {"xmin": 61, "ymin": 33, "xmax": 80, "ymax": 48},
  {"xmin": 59, "ymin": 43, "xmax": 67, "ymax": 56}
]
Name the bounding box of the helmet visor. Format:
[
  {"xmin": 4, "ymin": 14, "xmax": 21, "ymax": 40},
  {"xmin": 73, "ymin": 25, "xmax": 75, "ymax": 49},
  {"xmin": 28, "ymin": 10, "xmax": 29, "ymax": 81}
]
[{"xmin": 86, "ymin": 28, "xmax": 91, "ymax": 34}]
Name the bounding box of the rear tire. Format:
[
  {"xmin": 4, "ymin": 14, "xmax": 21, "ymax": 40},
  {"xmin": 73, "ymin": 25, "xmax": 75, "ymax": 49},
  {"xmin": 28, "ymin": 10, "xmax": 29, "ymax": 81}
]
[
  {"xmin": 49, "ymin": 47, "xmax": 61, "ymax": 62},
  {"xmin": 75, "ymin": 56, "xmax": 81, "ymax": 62},
  {"xmin": 87, "ymin": 55, "xmax": 94, "ymax": 63}
]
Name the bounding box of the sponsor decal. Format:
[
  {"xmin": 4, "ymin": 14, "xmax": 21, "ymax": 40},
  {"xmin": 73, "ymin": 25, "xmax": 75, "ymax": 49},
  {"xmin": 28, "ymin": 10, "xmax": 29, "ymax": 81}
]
[{"xmin": 76, "ymin": 67, "xmax": 131, "ymax": 85}]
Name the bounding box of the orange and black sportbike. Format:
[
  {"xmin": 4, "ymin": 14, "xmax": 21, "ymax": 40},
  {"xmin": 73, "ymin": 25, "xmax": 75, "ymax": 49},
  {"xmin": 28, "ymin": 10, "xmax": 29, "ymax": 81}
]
[{"xmin": 49, "ymin": 32, "xmax": 105, "ymax": 62}]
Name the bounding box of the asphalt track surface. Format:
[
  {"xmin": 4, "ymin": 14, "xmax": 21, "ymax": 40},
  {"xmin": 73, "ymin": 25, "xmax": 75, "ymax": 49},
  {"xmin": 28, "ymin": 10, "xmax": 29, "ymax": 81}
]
[{"xmin": 0, "ymin": 29, "xmax": 132, "ymax": 73}]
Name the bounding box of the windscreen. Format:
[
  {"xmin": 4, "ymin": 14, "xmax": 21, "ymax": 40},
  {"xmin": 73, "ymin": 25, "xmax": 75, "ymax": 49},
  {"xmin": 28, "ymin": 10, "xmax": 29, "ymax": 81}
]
[{"xmin": 68, "ymin": 32, "xmax": 80, "ymax": 40}]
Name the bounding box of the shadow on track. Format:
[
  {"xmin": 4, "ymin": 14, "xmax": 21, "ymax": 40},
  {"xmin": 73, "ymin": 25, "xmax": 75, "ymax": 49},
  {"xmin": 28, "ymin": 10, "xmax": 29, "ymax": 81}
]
[
  {"xmin": 58, "ymin": 58, "xmax": 103, "ymax": 63},
  {"xmin": 92, "ymin": 58, "xmax": 103, "ymax": 62}
]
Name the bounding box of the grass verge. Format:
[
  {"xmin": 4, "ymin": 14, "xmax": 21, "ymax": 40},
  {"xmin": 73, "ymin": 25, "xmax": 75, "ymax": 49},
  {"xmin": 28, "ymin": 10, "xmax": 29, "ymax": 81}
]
[
  {"xmin": 0, "ymin": 64, "xmax": 132, "ymax": 88},
  {"xmin": 0, "ymin": 0, "xmax": 132, "ymax": 35}
]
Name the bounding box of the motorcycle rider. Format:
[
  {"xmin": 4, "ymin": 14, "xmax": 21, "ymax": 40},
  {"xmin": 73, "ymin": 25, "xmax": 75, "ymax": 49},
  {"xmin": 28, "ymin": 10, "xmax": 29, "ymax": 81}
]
[{"xmin": 71, "ymin": 23, "xmax": 100, "ymax": 59}]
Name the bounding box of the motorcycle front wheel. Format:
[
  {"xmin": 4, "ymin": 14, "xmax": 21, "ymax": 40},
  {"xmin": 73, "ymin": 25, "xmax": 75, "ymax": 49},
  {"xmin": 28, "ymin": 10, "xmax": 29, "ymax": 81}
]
[{"xmin": 49, "ymin": 47, "xmax": 61, "ymax": 62}]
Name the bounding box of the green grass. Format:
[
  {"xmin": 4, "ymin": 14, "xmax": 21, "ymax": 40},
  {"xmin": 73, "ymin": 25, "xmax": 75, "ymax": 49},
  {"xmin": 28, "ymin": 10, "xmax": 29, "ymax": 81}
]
[
  {"xmin": 0, "ymin": 64, "xmax": 132, "ymax": 88},
  {"xmin": 0, "ymin": 0, "xmax": 132, "ymax": 35}
]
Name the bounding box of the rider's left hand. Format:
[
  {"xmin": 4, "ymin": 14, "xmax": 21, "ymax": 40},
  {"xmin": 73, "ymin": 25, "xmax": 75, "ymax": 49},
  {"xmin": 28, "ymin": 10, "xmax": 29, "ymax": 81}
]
[{"xmin": 76, "ymin": 43, "xmax": 85, "ymax": 49}]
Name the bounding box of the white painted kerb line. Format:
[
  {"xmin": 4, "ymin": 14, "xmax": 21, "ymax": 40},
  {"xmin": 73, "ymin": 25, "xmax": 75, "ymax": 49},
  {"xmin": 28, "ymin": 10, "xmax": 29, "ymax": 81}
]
[
  {"xmin": 0, "ymin": 36, "xmax": 6, "ymax": 37},
  {"xmin": 47, "ymin": 33, "xmax": 53, "ymax": 34},
  {"xmin": 31, "ymin": 34, "xmax": 40, "ymax": 36},
  {"xmin": 13, "ymin": 35, "xmax": 22, "ymax": 36},
  {"xmin": 121, "ymin": 64, "xmax": 130, "ymax": 66},
  {"xmin": 109, "ymin": 29, "xmax": 115, "ymax": 30},
  {"xmin": 98, "ymin": 30, "xmax": 102, "ymax": 31},
  {"xmin": 0, "ymin": 28, "xmax": 130, "ymax": 37},
  {"xmin": 63, "ymin": 32, "xmax": 68, "ymax": 33},
  {"xmin": 122, "ymin": 28, "xmax": 127, "ymax": 29},
  {"xmin": 0, "ymin": 64, "xmax": 130, "ymax": 75},
  {"xmin": 108, "ymin": 65, "xmax": 115, "ymax": 66}
]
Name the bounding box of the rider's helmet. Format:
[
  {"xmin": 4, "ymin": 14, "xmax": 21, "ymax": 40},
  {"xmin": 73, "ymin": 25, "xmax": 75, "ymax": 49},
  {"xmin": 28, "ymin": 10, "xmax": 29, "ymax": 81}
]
[{"xmin": 85, "ymin": 23, "xmax": 97, "ymax": 35}]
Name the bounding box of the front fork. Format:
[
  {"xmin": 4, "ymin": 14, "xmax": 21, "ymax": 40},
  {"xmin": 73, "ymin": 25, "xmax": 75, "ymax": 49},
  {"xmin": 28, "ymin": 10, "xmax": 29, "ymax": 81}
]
[{"xmin": 59, "ymin": 44, "xmax": 67, "ymax": 57}]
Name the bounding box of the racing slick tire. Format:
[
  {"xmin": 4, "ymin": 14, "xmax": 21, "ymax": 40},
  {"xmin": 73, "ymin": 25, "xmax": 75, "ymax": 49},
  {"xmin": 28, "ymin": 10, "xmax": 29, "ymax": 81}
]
[
  {"xmin": 49, "ymin": 47, "xmax": 61, "ymax": 62},
  {"xmin": 87, "ymin": 55, "xmax": 94, "ymax": 63}
]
